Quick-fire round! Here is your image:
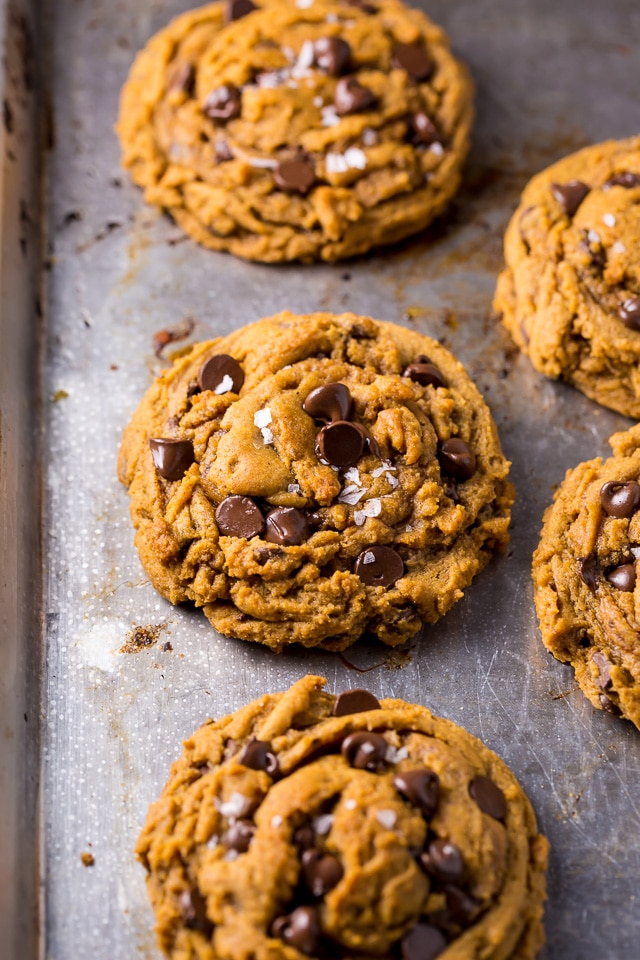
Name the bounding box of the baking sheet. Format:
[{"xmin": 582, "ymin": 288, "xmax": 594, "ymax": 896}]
[{"xmin": 6, "ymin": 0, "xmax": 640, "ymax": 956}]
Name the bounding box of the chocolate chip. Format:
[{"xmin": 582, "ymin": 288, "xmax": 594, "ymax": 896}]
[
  {"xmin": 317, "ymin": 420, "xmax": 366, "ymax": 467},
  {"xmin": 203, "ymin": 84, "xmax": 241, "ymax": 121},
  {"xmin": 341, "ymin": 731, "xmax": 387, "ymax": 770},
  {"xmin": 334, "ymin": 76, "xmax": 376, "ymax": 115},
  {"xmin": 445, "ymin": 885, "xmax": 479, "ymax": 926},
  {"xmin": 551, "ymin": 180, "xmax": 589, "ymax": 216},
  {"xmin": 354, "ymin": 545, "xmax": 404, "ymax": 587},
  {"xmin": 438, "ymin": 438, "xmax": 476, "ymax": 481},
  {"xmin": 392, "ymin": 43, "xmax": 433, "ymax": 81},
  {"xmin": 303, "ymin": 383, "xmax": 353, "ymax": 423},
  {"xmin": 186, "ymin": 380, "xmax": 201, "ymax": 398},
  {"xmin": 215, "ymin": 137, "xmax": 234, "ymax": 162},
  {"xmin": 606, "ymin": 562, "xmax": 636, "ymax": 592},
  {"xmin": 198, "ymin": 354, "xmax": 245, "ymax": 394},
  {"xmin": 274, "ymin": 158, "xmax": 316, "ymax": 195},
  {"xmin": 351, "ymin": 422, "xmax": 381, "ymax": 458},
  {"xmin": 420, "ymin": 839, "xmax": 464, "ymax": 883},
  {"xmin": 222, "ymin": 820, "xmax": 256, "ymax": 853},
  {"xmin": 469, "ymin": 776, "xmax": 506, "ymax": 820},
  {"xmin": 264, "ymin": 507, "xmax": 310, "ymax": 546},
  {"xmin": 168, "ymin": 61, "xmax": 195, "ymax": 94},
  {"xmin": 618, "ymin": 297, "xmax": 640, "ymax": 330},
  {"xmin": 403, "ymin": 359, "xmax": 446, "ymax": 387},
  {"xmin": 301, "ymin": 849, "xmax": 344, "ymax": 897},
  {"xmin": 408, "ymin": 111, "xmax": 440, "ymax": 146},
  {"xmin": 579, "ymin": 554, "xmax": 598, "ymax": 593},
  {"xmin": 604, "ymin": 172, "xmax": 640, "ymax": 189},
  {"xmin": 294, "ymin": 825, "xmax": 316, "ymax": 850},
  {"xmin": 392, "ymin": 769, "xmax": 439, "ymax": 816},
  {"xmin": 237, "ymin": 738, "xmax": 279, "ymax": 775},
  {"xmin": 149, "ymin": 438, "xmax": 194, "ymax": 481},
  {"xmin": 224, "ymin": 0, "xmax": 256, "ymax": 23},
  {"xmin": 599, "ymin": 480, "xmax": 640, "ymax": 518},
  {"xmin": 400, "ymin": 923, "xmax": 447, "ymax": 960},
  {"xmin": 272, "ymin": 906, "xmax": 320, "ymax": 955},
  {"xmin": 179, "ymin": 889, "xmax": 213, "ymax": 935},
  {"xmin": 216, "ymin": 496, "xmax": 265, "ymax": 539},
  {"xmin": 599, "ymin": 694, "xmax": 622, "ymax": 717},
  {"xmin": 333, "ymin": 689, "xmax": 381, "ymax": 716},
  {"xmin": 444, "ymin": 477, "xmax": 460, "ymax": 504},
  {"xmin": 313, "ymin": 36, "xmax": 351, "ymax": 76},
  {"xmin": 592, "ymin": 652, "xmax": 613, "ymax": 692}
]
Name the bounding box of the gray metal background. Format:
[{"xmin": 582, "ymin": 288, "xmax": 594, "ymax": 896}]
[{"xmin": 3, "ymin": 0, "xmax": 640, "ymax": 957}]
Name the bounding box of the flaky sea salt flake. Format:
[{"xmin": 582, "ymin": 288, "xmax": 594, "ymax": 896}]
[
  {"xmin": 603, "ymin": 213, "xmax": 616, "ymax": 227},
  {"xmin": 214, "ymin": 374, "xmax": 234, "ymax": 395},
  {"xmin": 376, "ymin": 809, "xmax": 397, "ymax": 829},
  {"xmin": 344, "ymin": 147, "xmax": 367, "ymax": 170}
]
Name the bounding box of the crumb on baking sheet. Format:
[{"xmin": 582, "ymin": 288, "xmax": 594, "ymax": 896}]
[
  {"xmin": 80, "ymin": 852, "xmax": 94, "ymax": 867},
  {"xmin": 120, "ymin": 623, "xmax": 165, "ymax": 654}
]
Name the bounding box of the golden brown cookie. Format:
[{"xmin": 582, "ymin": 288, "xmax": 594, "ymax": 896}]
[
  {"xmin": 137, "ymin": 675, "xmax": 549, "ymax": 960},
  {"xmin": 118, "ymin": 312, "xmax": 514, "ymax": 651},
  {"xmin": 495, "ymin": 136, "xmax": 640, "ymax": 417},
  {"xmin": 117, "ymin": 0, "xmax": 473, "ymax": 262},
  {"xmin": 533, "ymin": 422, "xmax": 640, "ymax": 729}
]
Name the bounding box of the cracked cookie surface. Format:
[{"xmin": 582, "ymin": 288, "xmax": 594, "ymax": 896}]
[
  {"xmin": 533, "ymin": 423, "xmax": 640, "ymax": 729},
  {"xmin": 118, "ymin": 312, "xmax": 513, "ymax": 651},
  {"xmin": 117, "ymin": 0, "xmax": 473, "ymax": 262},
  {"xmin": 137, "ymin": 675, "xmax": 548, "ymax": 960},
  {"xmin": 495, "ymin": 136, "xmax": 640, "ymax": 417}
]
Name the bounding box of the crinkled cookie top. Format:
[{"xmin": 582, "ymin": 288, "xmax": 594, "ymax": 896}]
[
  {"xmin": 137, "ymin": 675, "xmax": 548, "ymax": 960},
  {"xmin": 117, "ymin": 0, "xmax": 473, "ymax": 262},
  {"xmin": 495, "ymin": 135, "xmax": 640, "ymax": 417},
  {"xmin": 119, "ymin": 312, "xmax": 513, "ymax": 651}
]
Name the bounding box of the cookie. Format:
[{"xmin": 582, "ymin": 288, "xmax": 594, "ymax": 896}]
[
  {"xmin": 137, "ymin": 675, "xmax": 549, "ymax": 960},
  {"xmin": 533, "ymin": 422, "xmax": 640, "ymax": 729},
  {"xmin": 118, "ymin": 311, "xmax": 514, "ymax": 651},
  {"xmin": 494, "ymin": 136, "xmax": 640, "ymax": 417},
  {"xmin": 117, "ymin": 0, "xmax": 473, "ymax": 262}
]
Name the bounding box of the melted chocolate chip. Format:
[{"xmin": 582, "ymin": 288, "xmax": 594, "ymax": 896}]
[
  {"xmin": 301, "ymin": 849, "xmax": 344, "ymax": 897},
  {"xmin": 313, "ymin": 36, "xmax": 351, "ymax": 76},
  {"xmin": 303, "ymin": 383, "xmax": 353, "ymax": 423},
  {"xmin": 599, "ymin": 480, "xmax": 640, "ymax": 518},
  {"xmin": 333, "ymin": 689, "xmax": 381, "ymax": 716},
  {"xmin": 179, "ymin": 889, "xmax": 213, "ymax": 935},
  {"xmin": 272, "ymin": 906, "xmax": 320, "ymax": 955},
  {"xmin": 579, "ymin": 554, "xmax": 598, "ymax": 593},
  {"xmin": 551, "ymin": 180, "xmax": 589, "ymax": 216},
  {"xmin": 224, "ymin": 0, "xmax": 256, "ymax": 23},
  {"xmin": 354, "ymin": 546, "xmax": 404, "ymax": 587},
  {"xmin": 334, "ymin": 76, "xmax": 376, "ymax": 115},
  {"xmin": 469, "ymin": 776, "xmax": 506, "ymax": 820},
  {"xmin": 149, "ymin": 438, "xmax": 194, "ymax": 481},
  {"xmin": 222, "ymin": 820, "xmax": 256, "ymax": 853},
  {"xmin": 168, "ymin": 61, "xmax": 195, "ymax": 95},
  {"xmin": 317, "ymin": 420, "xmax": 366, "ymax": 467},
  {"xmin": 599, "ymin": 694, "xmax": 622, "ymax": 717},
  {"xmin": 400, "ymin": 922, "xmax": 447, "ymax": 960},
  {"xmin": 204, "ymin": 84, "xmax": 241, "ymax": 121},
  {"xmin": 619, "ymin": 297, "xmax": 640, "ymax": 330},
  {"xmin": 403, "ymin": 358, "xmax": 446, "ymax": 387},
  {"xmin": 604, "ymin": 172, "xmax": 640, "ymax": 189},
  {"xmin": 420, "ymin": 839, "xmax": 464, "ymax": 883},
  {"xmin": 445, "ymin": 885, "xmax": 479, "ymax": 926},
  {"xmin": 216, "ymin": 496, "xmax": 265, "ymax": 539},
  {"xmin": 274, "ymin": 158, "xmax": 316, "ymax": 195},
  {"xmin": 606, "ymin": 562, "xmax": 636, "ymax": 592},
  {"xmin": 237, "ymin": 738, "xmax": 279, "ymax": 775},
  {"xmin": 198, "ymin": 354, "xmax": 245, "ymax": 394},
  {"xmin": 351, "ymin": 422, "xmax": 381, "ymax": 458},
  {"xmin": 294, "ymin": 825, "xmax": 316, "ymax": 850},
  {"xmin": 392, "ymin": 43, "xmax": 433, "ymax": 81},
  {"xmin": 264, "ymin": 507, "xmax": 310, "ymax": 546},
  {"xmin": 438, "ymin": 439, "xmax": 476, "ymax": 481},
  {"xmin": 215, "ymin": 137, "xmax": 234, "ymax": 162},
  {"xmin": 392, "ymin": 769, "xmax": 439, "ymax": 817},
  {"xmin": 341, "ymin": 731, "xmax": 387, "ymax": 770},
  {"xmin": 409, "ymin": 112, "xmax": 440, "ymax": 146},
  {"xmin": 592, "ymin": 652, "xmax": 613, "ymax": 692}
]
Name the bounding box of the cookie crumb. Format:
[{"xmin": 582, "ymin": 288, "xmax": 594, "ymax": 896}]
[
  {"xmin": 80, "ymin": 852, "xmax": 95, "ymax": 867},
  {"xmin": 120, "ymin": 623, "xmax": 165, "ymax": 653}
]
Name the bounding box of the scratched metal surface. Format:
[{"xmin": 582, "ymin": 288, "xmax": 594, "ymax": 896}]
[{"xmin": 33, "ymin": 0, "xmax": 640, "ymax": 957}]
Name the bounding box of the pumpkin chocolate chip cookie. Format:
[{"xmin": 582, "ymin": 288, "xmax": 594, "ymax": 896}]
[
  {"xmin": 495, "ymin": 136, "xmax": 640, "ymax": 418},
  {"xmin": 533, "ymin": 422, "xmax": 640, "ymax": 729},
  {"xmin": 118, "ymin": 312, "xmax": 514, "ymax": 651},
  {"xmin": 117, "ymin": 0, "xmax": 473, "ymax": 262},
  {"xmin": 137, "ymin": 675, "xmax": 549, "ymax": 960}
]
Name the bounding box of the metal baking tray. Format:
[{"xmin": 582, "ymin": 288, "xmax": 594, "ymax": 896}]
[{"xmin": 2, "ymin": 0, "xmax": 640, "ymax": 956}]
